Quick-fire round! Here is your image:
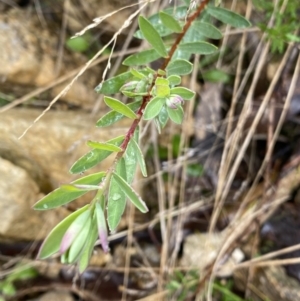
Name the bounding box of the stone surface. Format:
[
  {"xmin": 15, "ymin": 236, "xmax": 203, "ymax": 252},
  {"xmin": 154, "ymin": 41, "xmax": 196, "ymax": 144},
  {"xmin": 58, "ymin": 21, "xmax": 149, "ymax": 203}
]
[
  {"xmin": 0, "ymin": 8, "xmax": 98, "ymax": 108},
  {"xmin": 180, "ymin": 231, "xmax": 244, "ymax": 277},
  {"xmin": 38, "ymin": 290, "xmax": 75, "ymax": 301},
  {"xmin": 0, "ymin": 157, "xmax": 68, "ymax": 240}
]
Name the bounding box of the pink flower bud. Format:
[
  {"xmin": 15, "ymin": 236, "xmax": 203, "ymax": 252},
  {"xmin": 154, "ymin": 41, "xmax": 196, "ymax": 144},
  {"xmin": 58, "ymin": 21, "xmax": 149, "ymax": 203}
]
[{"xmin": 166, "ymin": 95, "xmax": 184, "ymax": 109}]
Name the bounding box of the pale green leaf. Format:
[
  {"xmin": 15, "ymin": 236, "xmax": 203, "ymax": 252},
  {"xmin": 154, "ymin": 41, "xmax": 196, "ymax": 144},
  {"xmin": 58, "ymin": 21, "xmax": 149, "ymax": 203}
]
[
  {"xmin": 34, "ymin": 173, "xmax": 106, "ymax": 209},
  {"xmin": 166, "ymin": 59, "xmax": 193, "ymax": 76},
  {"xmin": 130, "ymin": 138, "xmax": 147, "ymax": 177},
  {"xmin": 95, "ymin": 72, "xmax": 133, "ymax": 94},
  {"xmin": 159, "ymin": 11, "xmax": 182, "ymax": 33},
  {"xmin": 107, "ymin": 158, "xmax": 127, "ymax": 231},
  {"xmin": 104, "ymin": 96, "xmax": 137, "ymax": 119},
  {"xmin": 78, "ymin": 223, "xmax": 98, "ymax": 273},
  {"xmin": 68, "ymin": 217, "xmax": 91, "ymax": 263},
  {"xmin": 157, "ymin": 105, "xmax": 169, "ymax": 130},
  {"xmin": 112, "ymin": 172, "xmax": 148, "ymax": 213},
  {"xmin": 167, "ymin": 106, "xmax": 184, "ymax": 124},
  {"xmin": 206, "ymin": 6, "xmax": 251, "ymax": 28},
  {"xmin": 143, "ymin": 96, "xmax": 166, "ymax": 120},
  {"xmin": 125, "ymin": 128, "xmax": 139, "ymax": 184},
  {"xmin": 190, "ymin": 21, "xmax": 222, "ymax": 39},
  {"xmin": 170, "ymin": 87, "xmax": 195, "ymax": 100},
  {"xmin": 87, "ymin": 141, "xmax": 122, "ymax": 152},
  {"xmin": 123, "ymin": 49, "xmax": 161, "ymax": 66},
  {"xmin": 96, "ymin": 101, "xmax": 141, "ymax": 128},
  {"xmin": 155, "ymin": 77, "xmax": 170, "ymax": 97},
  {"xmin": 167, "ymin": 75, "xmax": 181, "ymax": 85},
  {"xmin": 70, "ymin": 135, "xmax": 124, "ymax": 174},
  {"xmin": 38, "ymin": 205, "xmax": 89, "ymax": 259},
  {"xmin": 138, "ymin": 16, "xmax": 168, "ymax": 57},
  {"xmin": 179, "ymin": 42, "xmax": 218, "ymax": 55}
]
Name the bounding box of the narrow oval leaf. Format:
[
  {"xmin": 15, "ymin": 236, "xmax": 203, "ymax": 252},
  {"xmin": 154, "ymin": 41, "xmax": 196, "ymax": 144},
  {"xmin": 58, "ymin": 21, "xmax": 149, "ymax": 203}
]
[
  {"xmin": 96, "ymin": 101, "xmax": 141, "ymax": 128},
  {"xmin": 206, "ymin": 6, "xmax": 251, "ymax": 28},
  {"xmin": 104, "ymin": 96, "xmax": 137, "ymax": 119},
  {"xmin": 159, "ymin": 11, "xmax": 182, "ymax": 33},
  {"xmin": 170, "ymin": 87, "xmax": 195, "ymax": 100},
  {"xmin": 191, "ymin": 21, "xmax": 222, "ymax": 39},
  {"xmin": 135, "ymin": 23, "xmax": 173, "ymax": 39},
  {"xmin": 157, "ymin": 105, "xmax": 169, "ymax": 130},
  {"xmin": 78, "ymin": 223, "xmax": 98, "ymax": 273},
  {"xmin": 107, "ymin": 158, "xmax": 127, "ymax": 232},
  {"xmin": 112, "ymin": 172, "xmax": 148, "ymax": 213},
  {"xmin": 130, "ymin": 138, "xmax": 147, "ymax": 177},
  {"xmin": 95, "ymin": 202, "xmax": 109, "ymax": 253},
  {"xmin": 167, "ymin": 75, "xmax": 181, "ymax": 86},
  {"xmin": 70, "ymin": 135, "xmax": 124, "ymax": 174},
  {"xmin": 179, "ymin": 42, "xmax": 218, "ymax": 55},
  {"xmin": 60, "ymin": 209, "xmax": 91, "ymax": 253},
  {"xmin": 34, "ymin": 172, "xmax": 106, "ymax": 210},
  {"xmin": 87, "ymin": 141, "xmax": 122, "ymax": 152},
  {"xmin": 143, "ymin": 96, "xmax": 166, "ymax": 120},
  {"xmin": 61, "ymin": 184, "xmax": 101, "ymax": 192},
  {"xmin": 138, "ymin": 16, "xmax": 168, "ymax": 58},
  {"xmin": 166, "ymin": 59, "xmax": 193, "ymax": 76},
  {"xmin": 37, "ymin": 205, "xmax": 89, "ymax": 259},
  {"xmin": 167, "ymin": 106, "xmax": 184, "ymax": 124},
  {"xmin": 155, "ymin": 77, "xmax": 170, "ymax": 97},
  {"xmin": 68, "ymin": 217, "xmax": 91, "ymax": 263},
  {"xmin": 123, "ymin": 49, "xmax": 161, "ymax": 66},
  {"xmin": 125, "ymin": 128, "xmax": 139, "ymax": 184},
  {"xmin": 95, "ymin": 72, "xmax": 133, "ymax": 94}
]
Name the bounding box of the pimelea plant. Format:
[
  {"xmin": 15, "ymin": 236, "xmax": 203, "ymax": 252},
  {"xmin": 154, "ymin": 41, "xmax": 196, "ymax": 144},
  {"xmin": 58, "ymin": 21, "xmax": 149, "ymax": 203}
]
[{"xmin": 33, "ymin": 0, "xmax": 250, "ymax": 273}]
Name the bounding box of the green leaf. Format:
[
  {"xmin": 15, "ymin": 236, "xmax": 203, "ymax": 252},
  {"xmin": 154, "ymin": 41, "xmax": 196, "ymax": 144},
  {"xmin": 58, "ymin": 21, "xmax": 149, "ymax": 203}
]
[
  {"xmin": 60, "ymin": 184, "xmax": 101, "ymax": 192},
  {"xmin": 203, "ymin": 69, "xmax": 231, "ymax": 83},
  {"xmin": 154, "ymin": 77, "xmax": 170, "ymax": 97},
  {"xmin": 190, "ymin": 21, "xmax": 222, "ymax": 39},
  {"xmin": 167, "ymin": 75, "xmax": 181, "ymax": 85},
  {"xmin": 179, "ymin": 42, "xmax": 218, "ymax": 55},
  {"xmin": 170, "ymin": 87, "xmax": 195, "ymax": 100},
  {"xmin": 70, "ymin": 135, "xmax": 124, "ymax": 174},
  {"xmin": 159, "ymin": 11, "xmax": 182, "ymax": 33},
  {"xmin": 87, "ymin": 141, "xmax": 122, "ymax": 152},
  {"xmin": 167, "ymin": 106, "xmax": 184, "ymax": 124},
  {"xmin": 130, "ymin": 138, "xmax": 147, "ymax": 177},
  {"xmin": 206, "ymin": 6, "xmax": 251, "ymax": 28},
  {"xmin": 95, "ymin": 72, "xmax": 133, "ymax": 94},
  {"xmin": 37, "ymin": 205, "xmax": 89, "ymax": 259},
  {"xmin": 124, "ymin": 129, "xmax": 139, "ymax": 184},
  {"xmin": 130, "ymin": 68, "xmax": 147, "ymax": 79},
  {"xmin": 157, "ymin": 105, "xmax": 169, "ymax": 131},
  {"xmin": 34, "ymin": 172, "xmax": 106, "ymax": 210},
  {"xmin": 123, "ymin": 49, "xmax": 161, "ymax": 66},
  {"xmin": 107, "ymin": 158, "xmax": 127, "ymax": 231},
  {"xmin": 112, "ymin": 172, "xmax": 148, "ymax": 213},
  {"xmin": 104, "ymin": 96, "xmax": 137, "ymax": 119},
  {"xmin": 143, "ymin": 96, "xmax": 166, "ymax": 120},
  {"xmin": 78, "ymin": 223, "xmax": 98, "ymax": 273},
  {"xmin": 138, "ymin": 16, "xmax": 168, "ymax": 58},
  {"xmin": 166, "ymin": 59, "xmax": 193, "ymax": 76},
  {"xmin": 96, "ymin": 100, "xmax": 141, "ymax": 127},
  {"xmin": 68, "ymin": 217, "xmax": 91, "ymax": 263}
]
